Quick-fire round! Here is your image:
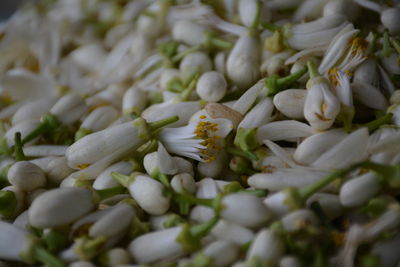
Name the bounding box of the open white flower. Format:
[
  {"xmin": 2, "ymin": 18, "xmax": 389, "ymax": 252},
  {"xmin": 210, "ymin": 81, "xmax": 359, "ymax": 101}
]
[{"xmin": 160, "ymin": 115, "xmax": 233, "ymax": 162}]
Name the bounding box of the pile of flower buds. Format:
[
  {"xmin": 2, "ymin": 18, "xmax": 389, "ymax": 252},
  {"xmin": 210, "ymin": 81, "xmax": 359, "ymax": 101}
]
[{"xmin": 0, "ymin": 0, "xmax": 400, "ymax": 266}]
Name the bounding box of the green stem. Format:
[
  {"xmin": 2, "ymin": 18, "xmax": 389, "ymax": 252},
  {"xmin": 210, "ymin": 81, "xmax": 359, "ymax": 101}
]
[
  {"xmin": 204, "ymin": 32, "xmax": 233, "ymax": 50},
  {"xmin": 96, "ymin": 186, "xmax": 126, "ymax": 200},
  {"xmin": 173, "ymin": 191, "xmax": 214, "ymax": 207},
  {"xmin": 382, "ymin": 30, "xmax": 393, "ymax": 57},
  {"xmin": 299, "ymin": 164, "xmax": 359, "ymax": 200},
  {"xmin": 0, "ymin": 190, "xmax": 17, "ymax": 218},
  {"xmin": 111, "ymin": 172, "xmax": 135, "ymax": 188},
  {"xmin": 390, "ymin": 38, "xmax": 400, "ymax": 55},
  {"xmin": 265, "ymin": 67, "xmax": 307, "ymax": 96},
  {"xmin": 179, "ymin": 76, "xmax": 198, "ymax": 101},
  {"xmin": 172, "ymin": 45, "xmax": 202, "ymax": 63},
  {"xmin": 157, "ymin": 172, "xmax": 171, "ymax": 188},
  {"xmin": 261, "ymin": 21, "xmax": 279, "ymax": 31},
  {"xmin": 34, "ymin": 246, "xmax": 65, "ymax": 267},
  {"xmin": 148, "ymin": 116, "xmax": 179, "ymax": 132},
  {"xmin": 189, "ymin": 216, "xmax": 219, "ymax": 238},
  {"xmin": 307, "ymin": 61, "xmax": 320, "ymax": 79},
  {"xmin": 14, "ymin": 132, "xmax": 26, "ymax": 161},
  {"xmin": 359, "ymin": 113, "xmax": 393, "ymax": 132},
  {"xmin": 250, "ymin": 0, "xmax": 262, "ymax": 32},
  {"xmin": 22, "ymin": 114, "xmax": 60, "ymax": 145}
]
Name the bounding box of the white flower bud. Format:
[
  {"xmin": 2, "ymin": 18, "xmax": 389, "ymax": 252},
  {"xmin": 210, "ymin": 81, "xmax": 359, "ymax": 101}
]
[
  {"xmin": 226, "ymin": 34, "xmax": 260, "ymax": 89},
  {"xmin": 323, "ymin": 0, "xmax": 360, "ymax": 21},
  {"xmin": 159, "ymin": 68, "xmax": 181, "ymax": 91},
  {"xmin": 70, "ymin": 43, "xmax": 107, "ymax": 73},
  {"xmin": 171, "ymin": 173, "xmax": 196, "ymax": 194},
  {"xmin": 279, "ymin": 256, "xmax": 302, "ymax": 267},
  {"xmin": 80, "ymin": 106, "xmax": 119, "ymax": 132},
  {"xmin": 50, "ymin": 93, "xmax": 87, "ymax": 125},
  {"xmin": 128, "ymin": 174, "xmax": 170, "ymax": 215},
  {"xmin": 142, "ymin": 101, "xmax": 201, "ymax": 127},
  {"xmin": 202, "ymin": 240, "xmax": 240, "ymax": 267},
  {"xmin": 5, "ymin": 121, "xmax": 40, "ymax": 146},
  {"xmin": 381, "ymin": 7, "xmax": 400, "ymax": 35},
  {"xmin": 89, "ymin": 204, "xmax": 135, "ymax": 238},
  {"xmin": 293, "ymin": 0, "xmax": 329, "ymax": 22},
  {"xmin": 122, "ymin": 87, "xmax": 147, "ymax": 115},
  {"xmin": 211, "ymin": 220, "xmax": 254, "ymax": 245},
  {"xmin": 304, "ymin": 77, "xmax": 340, "ymax": 131},
  {"xmin": 238, "ymin": 98, "xmax": 274, "ymax": 129},
  {"xmin": 352, "ymin": 82, "xmax": 388, "ymax": 110},
  {"xmin": 281, "ymin": 209, "xmax": 319, "ymax": 233},
  {"xmin": 248, "ymin": 168, "xmax": 329, "ymax": 191},
  {"xmin": 353, "ymin": 58, "xmax": 379, "ymax": 85},
  {"xmin": 172, "ymin": 20, "xmax": 206, "ymax": 46},
  {"xmin": 221, "ymin": 193, "xmax": 272, "ymax": 228},
  {"xmin": 11, "ymin": 97, "xmax": 57, "ymax": 126},
  {"xmin": 44, "ymin": 157, "xmax": 75, "ymax": 185},
  {"xmin": 196, "ymin": 71, "xmax": 227, "ymax": 102},
  {"xmin": 246, "ymin": 228, "xmax": 284, "ymax": 264},
  {"xmin": 293, "ymin": 128, "xmax": 347, "ymax": 165},
  {"xmin": 93, "ymin": 161, "xmax": 133, "ymax": 190},
  {"xmin": 273, "ymin": 89, "xmax": 306, "ymax": 120},
  {"xmin": 339, "ymin": 172, "xmax": 381, "ymax": 208},
  {"xmin": 28, "ymin": 187, "xmax": 94, "ymax": 228},
  {"xmin": 174, "ymin": 157, "xmax": 194, "ymax": 177},
  {"xmin": 86, "ymin": 84, "xmax": 126, "ymax": 110},
  {"xmin": 190, "ymin": 178, "xmax": 220, "ymax": 222},
  {"xmin": 214, "ymin": 52, "xmax": 226, "ymax": 75},
  {"xmin": 263, "ymin": 191, "xmax": 290, "ymax": 217},
  {"xmin": 311, "ymin": 127, "xmax": 369, "ymax": 169},
  {"xmin": 257, "ymin": 120, "xmax": 314, "ymax": 142},
  {"xmin": 66, "ymin": 120, "xmax": 145, "ymax": 169},
  {"xmin": 238, "ymin": 0, "xmax": 259, "ymax": 27},
  {"xmin": 179, "ymin": 52, "xmax": 212, "ymax": 75},
  {"xmin": 8, "ymin": 161, "xmax": 46, "ymax": 191},
  {"xmin": 128, "ymin": 226, "xmax": 184, "ymax": 264},
  {"xmin": 381, "ymin": 53, "xmax": 400, "ymax": 75},
  {"xmin": 104, "ymin": 248, "xmax": 131, "ymax": 266},
  {"xmin": 69, "ymin": 261, "xmax": 96, "ymax": 267},
  {"xmin": 0, "ymin": 221, "xmax": 30, "ymax": 261},
  {"xmin": 198, "ymin": 152, "xmax": 228, "ymax": 179}
]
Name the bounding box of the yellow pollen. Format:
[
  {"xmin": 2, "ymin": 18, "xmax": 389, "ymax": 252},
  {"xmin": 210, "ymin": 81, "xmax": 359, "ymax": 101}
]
[
  {"xmin": 327, "ymin": 68, "xmax": 339, "ymax": 87},
  {"xmin": 77, "ymin": 163, "xmax": 90, "ymax": 170},
  {"xmin": 194, "ymin": 120, "xmax": 221, "ymax": 162},
  {"xmin": 200, "ymin": 115, "xmax": 207, "ymax": 119},
  {"xmin": 321, "ymin": 103, "xmax": 327, "ymax": 113},
  {"xmin": 349, "ymin": 37, "xmax": 368, "ymax": 58}
]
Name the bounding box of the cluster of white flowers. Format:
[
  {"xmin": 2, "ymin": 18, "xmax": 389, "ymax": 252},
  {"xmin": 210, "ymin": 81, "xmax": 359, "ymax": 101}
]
[{"xmin": 0, "ymin": 0, "xmax": 400, "ymax": 266}]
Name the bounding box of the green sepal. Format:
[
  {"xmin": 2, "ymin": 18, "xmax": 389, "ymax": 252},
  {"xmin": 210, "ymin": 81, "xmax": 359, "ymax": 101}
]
[
  {"xmin": 158, "ymin": 41, "xmax": 180, "ymax": 60},
  {"xmin": 0, "ymin": 163, "xmax": 11, "ymax": 188},
  {"xmin": 282, "ymin": 187, "xmax": 303, "ymax": 211},
  {"xmin": 234, "ymin": 128, "xmax": 259, "ymax": 160},
  {"xmin": 360, "ymin": 254, "xmax": 381, "ymax": 267},
  {"xmin": 33, "ymin": 246, "xmax": 66, "ymax": 267},
  {"xmin": 229, "ymin": 156, "xmax": 256, "ymax": 175},
  {"xmin": 191, "ymin": 253, "xmax": 213, "ymax": 267},
  {"xmin": 22, "ymin": 113, "xmax": 61, "ymax": 145},
  {"xmin": 336, "ymin": 104, "xmax": 355, "ymax": 133},
  {"xmin": 264, "ymin": 30, "xmax": 285, "ymax": 53},
  {"xmin": 129, "ymin": 216, "xmax": 151, "ymax": 239},
  {"xmin": 96, "ymin": 186, "xmax": 126, "ymax": 200},
  {"xmin": 0, "ymin": 136, "xmax": 13, "ymax": 156},
  {"xmin": 75, "ymin": 128, "xmax": 92, "ymax": 141},
  {"xmin": 245, "ymin": 256, "xmax": 268, "ymax": 267},
  {"xmin": 360, "ymin": 197, "xmax": 390, "ymax": 218},
  {"xmin": 163, "ymin": 214, "xmax": 186, "ymax": 228},
  {"xmin": 111, "ymin": 172, "xmax": 140, "ymax": 188},
  {"xmin": 43, "ymin": 229, "xmax": 69, "ymax": 253},
  {"xmin": 73, "ymin": 236, "xmax": 106, "ymax": 260},
  {"xmin": 222, "ymin": 181, "xmax": 244, "ymax": 194},
  {"xmin": 0, "ymin": 190, "xmax": 17, "ymax": 218},
  {"xmin": 167, "ymin": 77, "xmax": 185, "ymax": 93}
]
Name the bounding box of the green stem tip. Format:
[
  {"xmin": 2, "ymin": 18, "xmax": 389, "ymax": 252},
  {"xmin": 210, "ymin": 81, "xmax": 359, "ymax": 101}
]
[
  {"xmin": 34, "ymin": 246, "xmax": 65, "ymax": 267},
  {"xmin": 307, "ymin": 60, "xmax": 320, "ymax": 79},
  {"xmin": 148, "ymin": 116, "xmax": 179, "ymax": 132}
]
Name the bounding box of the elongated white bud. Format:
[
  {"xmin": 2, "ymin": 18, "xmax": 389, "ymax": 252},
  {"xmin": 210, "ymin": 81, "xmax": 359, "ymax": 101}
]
[
  {"xmin": 281, "ymin": 209, "xmax": 319, "ymax": 233},
  {"xmin": 128, "ymin": 226, "xmax": 184, "ymax": 264},
  {"xmin": 238, "ymin": 0, "xmax": 259, "ymax": 27},
  {"xmin": 172, "ymin": 20, "xmax": 206, "ymax": 46},
  {"xmin": 66, "ymin": 120, "xmax": 144, "ymax": 169},
  {"xmin": 45, "ymin": 157, "xmax": 75, "ymax": 185},
  {"xmin": 246, "ymin": 228, "xmax": 284, "ymax": 264},
  {"xmin": 221, "ymin": 193, "xmax": 272, "ymax": 228},
  {"xmin": 273, "ymin": 89, "xmax": 306, "ymax": 119},
  {"xmin": 238, "ymin": 98, "xmax": 274, "ymax": 129},
  {"xmin": 294, "ymin": 128, "xmax": 347, "ymax": 165},
  {"xmin": 93, "ymin": 161, "xmax": 133, "ymax": 190},
  {"xmin": 50, "ymin": 93, "xmax": 87, "ymax": 125},
  {"xmin": 196, "ymin": 71, "xmax": 227, "ymax": 102},
  {"xmin": 323, "ymin": 0, "xmax": 360, "ymax": 21},
  {"xmin": 12, "ymin": 97, "xmax": 57, "ymax": 126},
  {"xmin": 248, "ymin": 168, "xmax": 329, "ymax": 191},
  {"xmin": 311, "ymin": 127, "xmax": 369, "ymax": 169},
  {"xmin": 171, "ymin": 173, "xmax": 197, "ymax": 194},
  {"xmin": 70, "ymin": 43, "xmax": 107, "ymax": 73},
  {"xmin": 257, "ymin": 120, "xmax": 314, "ymax": 142},
  {"xmin": 122, "ymin": 87, "xmax": 147, "ymax": 115},
  {"xmin": 263, "ymin": 191, "xmax": 290, "ymax": 217},
  {"xmin": 128, "ymin": 174, "xmax": 170, "ymax": 215},
  {"xmin": 8, "ymin": 161, "xmax": 46, "ymax": 191},
  {"xmin": 28, "ymin": 187, "xmax": 94, "ymax": 228},
  {"xmin": 352, "ymin": 82, "xmax": 388, "ymax": 110},
  {"xmin": 339, "ymin": 172, "xmax": 381, "ymax": 208},
  {"xmin": 353, "ymin": 58, "xmax": 379, "ymax": 85},
  {"xmin": 80, "ymin": 106, "xmax": 119, "ymax": 132},
  {"xmin": 202, "ymin": 240, "xmax": 239, "ymax": 267},
  {"xmin": 293, "ymin": 0, "xmax": 329, "ymax": 22},
  {"xmin": 227, "ymin": 34, "xmax": 260, "ymax": 89},
  {"xmin": 104, "ymin": 248, "xmax": 131, "ymax": 266},
  {"xmin": 180, "ymin": 51, "xmax": 212, "ymax": 75},
  {"xmin": 89, "ymin": 204, "xmax": 135, "ymax": 238},
  {"xmin": 0, "ymin": 221, "xmax": 30, "ymax": 261},
  {"xmin": 211, "ymin": 220, "xmax": 254, "ymax": 245}
]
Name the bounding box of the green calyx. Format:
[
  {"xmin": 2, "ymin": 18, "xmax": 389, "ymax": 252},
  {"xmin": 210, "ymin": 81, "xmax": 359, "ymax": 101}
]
[
  {"xmin": 133, "ymin": 116, "xmax": 179, "ymax": 141},
  {"xmin": 22, "ymin": 113, "xmax": 61, "ymax": 145},
  {"xmin": 264, "ymin": 30, "xmax": 285, "ymax": 53},
  {"xmin": 129, "ymin": 216, "xmax": 151, "ymax": 239},
  {"xmin": 73, "ymin": 236, "xmax": 106, "ymax": 260},
  {"xmin": 0, "ymin": 136, "xmax": 13, "ymax": 156},
  {"xmin": 176, "ymin": 216, "xmax": 219, "ymax": 253},
  {"xmin": 336, "ymin": 104, "xmax": 355, "ymax": 133},
  {"xmin": 307, "ymin": 60, "xmax": 320, "ymax": 79},
  {"xmin": 357, "ymin": 161, "xmax": 400, "ymax": 189},
  {"xmin": 43, "ymin": 229, "xmax": 69, "ymax": 253},
  {"xmin": 74, "ymin": 128, "xmax": 92, "ymax": 141},
  {"xmin": 229, "ymin": 156, "xmax": 256, "ymax": 175},
  {"xmin": 0, "ymin": 190, "xmax": 17, "ymax": 218},
  {"xmin": 265, "ymin": 66, "xmax": 307, "ymax": 97},
  {"xmin": 245, "ymin": 256, "xmax": 268, "ymax": 267},
  {"xmin": 234, "ymin": 127, "xmax": 259, "ymax": 160},
  {"xmin": 163, "ymin": 214, "xmax": 186, "ymax": 228},
  {"xmin": 111, "ymin": 171, "xmax": 141, "ymax": 188},
  {"xmin": 191, "ymin": 253, "xmax": 213, "ymax": 267}
]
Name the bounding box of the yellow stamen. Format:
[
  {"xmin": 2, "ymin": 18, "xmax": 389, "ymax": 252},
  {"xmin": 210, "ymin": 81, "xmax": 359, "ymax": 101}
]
[{"xmin": 77, "ymin": 163, "xmax": 90, "ymax": 170}]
